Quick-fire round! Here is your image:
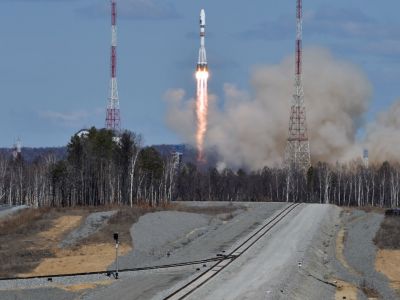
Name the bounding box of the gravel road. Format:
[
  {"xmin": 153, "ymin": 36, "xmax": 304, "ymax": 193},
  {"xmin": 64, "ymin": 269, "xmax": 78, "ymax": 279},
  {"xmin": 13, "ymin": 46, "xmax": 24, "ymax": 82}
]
[{"xmin": 163, "ymin": 204, "xmax": 340, "ymax": 300}]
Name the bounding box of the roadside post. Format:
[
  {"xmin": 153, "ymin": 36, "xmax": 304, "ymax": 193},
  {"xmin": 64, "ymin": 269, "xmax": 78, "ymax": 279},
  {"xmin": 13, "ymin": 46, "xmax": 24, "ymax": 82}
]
[{"xmin": 114, "ymin": 232, "xmax": 119, "ymax": 279}]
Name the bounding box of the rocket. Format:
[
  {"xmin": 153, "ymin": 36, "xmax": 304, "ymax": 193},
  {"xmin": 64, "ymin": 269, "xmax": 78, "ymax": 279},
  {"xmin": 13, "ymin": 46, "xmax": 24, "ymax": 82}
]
[{"xmin": 197, "ymin": 9, "xmax": 208, "ymax": 71}]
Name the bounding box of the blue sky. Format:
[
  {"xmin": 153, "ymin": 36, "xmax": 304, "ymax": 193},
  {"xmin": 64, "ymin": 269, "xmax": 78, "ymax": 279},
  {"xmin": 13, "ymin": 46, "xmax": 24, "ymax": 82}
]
[{"xmin": 0, "ymin": 0, "xmax": 399, "ymax": 147}]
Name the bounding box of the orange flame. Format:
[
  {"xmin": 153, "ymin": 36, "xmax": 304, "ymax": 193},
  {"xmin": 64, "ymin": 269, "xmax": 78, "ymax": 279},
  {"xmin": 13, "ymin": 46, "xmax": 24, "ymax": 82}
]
[{"xmin": 196, "ymin": 70, "xmax": 209, "ymax": 162}]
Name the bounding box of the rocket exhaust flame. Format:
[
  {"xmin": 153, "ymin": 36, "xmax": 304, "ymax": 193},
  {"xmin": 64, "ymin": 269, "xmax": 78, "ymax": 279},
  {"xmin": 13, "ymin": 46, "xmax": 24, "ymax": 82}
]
[
  {"xmin": 196, "ymin": 70, "xmax": 209, "ymax": 162},
  {"xmin": 195, "ymin": 9, "xmax": 208, "ymax": 163}
]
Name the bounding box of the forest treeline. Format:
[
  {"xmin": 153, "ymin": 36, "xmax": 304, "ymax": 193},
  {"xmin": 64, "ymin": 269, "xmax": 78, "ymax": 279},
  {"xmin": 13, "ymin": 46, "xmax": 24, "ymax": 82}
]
[
  {"xmin": 0, "ymin": 128, "xmax": 177, "ymax": 207},
  {"xmin": 176, "ymin": 161, "xmax": 399, "ymax": 208},
  {"xmin": 0, "ymin": 127, "xmax": 399, "ymax": 208}
]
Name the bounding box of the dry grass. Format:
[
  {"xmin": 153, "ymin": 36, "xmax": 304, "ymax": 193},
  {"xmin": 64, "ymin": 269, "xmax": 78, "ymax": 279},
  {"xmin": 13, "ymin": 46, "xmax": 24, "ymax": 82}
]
[
  {"xmin": 0, "ymin": 205, "xmax": 157, "ymax": 278},
  {"xmin": 21, "ymin": 243, "xmax": 131, "ymax": 277},
  {"xmin": 0, "ymin": 208, "xmax": 90, "ymax": 277},
  {"xmin": 0, "ymin": 207, "xmax": 51, "ymax": 235},
  {"xmin": 374, "ymin": 216, "xmax": 400, "ymax": 249},
  {"xmin": 357, "ymin": 206, "xmax": 386, "ymax": 214}
]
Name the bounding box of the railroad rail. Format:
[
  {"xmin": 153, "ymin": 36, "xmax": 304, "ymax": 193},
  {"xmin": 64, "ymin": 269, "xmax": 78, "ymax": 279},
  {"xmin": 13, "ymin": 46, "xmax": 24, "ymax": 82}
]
[{"xmin": 163, "ymin": 203, "xmax": 301, "ymax": 300}]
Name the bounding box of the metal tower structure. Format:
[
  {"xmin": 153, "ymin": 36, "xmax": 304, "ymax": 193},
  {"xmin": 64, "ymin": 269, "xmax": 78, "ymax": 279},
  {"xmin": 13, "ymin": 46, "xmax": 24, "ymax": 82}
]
[
  {"xmin": 105, "ymin": 0, "xmax": 121, "ymax": 132},
  {"xmin": 284, "ymin": 0, "xmax": 311, "ymax": 171}
]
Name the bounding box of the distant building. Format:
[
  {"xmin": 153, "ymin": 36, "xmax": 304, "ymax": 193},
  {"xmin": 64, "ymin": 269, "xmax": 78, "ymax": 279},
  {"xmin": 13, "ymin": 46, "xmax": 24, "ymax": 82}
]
[{"xmin": 75, "ymin": 129, "xmax": 90, "ymax": 138}]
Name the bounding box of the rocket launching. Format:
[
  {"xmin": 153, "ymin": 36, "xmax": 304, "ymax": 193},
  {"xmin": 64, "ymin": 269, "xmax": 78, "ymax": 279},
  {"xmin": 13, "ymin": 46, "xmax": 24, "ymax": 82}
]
[
  {"xmin": 197, "ymin": 9, "xmax": 207, "ymax": 71},
  {"xmin": 195, "ymin": 9, "xmax": 209, "ymax": 162}
]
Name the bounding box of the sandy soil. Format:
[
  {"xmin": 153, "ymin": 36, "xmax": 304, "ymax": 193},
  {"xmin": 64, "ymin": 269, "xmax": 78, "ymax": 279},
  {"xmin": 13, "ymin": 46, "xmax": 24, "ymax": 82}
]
[
  {"xmin": 19, "ymin": 213, "xmax": 131, "ymax": 277},
  {"xmin": 58, "ymin": 280, "xmax": 112, "ymax": 292},
  {"xmin": 38, "ymin": 215, "xmax": 83, "ymax": 242},
  {"xmin": 376, "ymin": 249, "xmax": 400, "ymax": 293},
  {"xmin": 336, "ymin": 227, "xmax": 358, "ymax": 275},
  {"xmin": 335, "ymin": 280, "xmax": 358, "ymax": 300},
  {"xmin": 22, "ymin": 243, "xmax": 131, "ymax": 276}
]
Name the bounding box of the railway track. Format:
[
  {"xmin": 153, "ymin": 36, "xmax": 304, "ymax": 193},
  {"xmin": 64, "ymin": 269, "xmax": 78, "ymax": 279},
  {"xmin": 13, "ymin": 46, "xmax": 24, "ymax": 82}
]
[{"xmin": 163, "ymin": 202, "xmax": 301, "ymax": 300}]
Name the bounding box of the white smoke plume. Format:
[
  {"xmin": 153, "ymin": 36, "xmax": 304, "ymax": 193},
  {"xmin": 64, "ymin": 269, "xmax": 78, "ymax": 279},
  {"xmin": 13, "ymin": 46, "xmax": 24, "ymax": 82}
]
[
  {"xmin": 164, "ymin": 88, "xmax": 196, "ymax": 145},
  {"xmin": 165, "ymin": 48, "xmax": 373, "ymax": 170},
  {"xmin": 365, "ymin": 100, "xmax": 400, "ymax": 163}
]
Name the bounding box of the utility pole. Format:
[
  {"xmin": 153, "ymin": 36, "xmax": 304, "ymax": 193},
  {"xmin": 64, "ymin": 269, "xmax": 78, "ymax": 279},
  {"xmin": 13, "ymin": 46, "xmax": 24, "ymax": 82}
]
[{"xmin": 113, "ymin": 232, "xmax": 119, "ymax": 279}]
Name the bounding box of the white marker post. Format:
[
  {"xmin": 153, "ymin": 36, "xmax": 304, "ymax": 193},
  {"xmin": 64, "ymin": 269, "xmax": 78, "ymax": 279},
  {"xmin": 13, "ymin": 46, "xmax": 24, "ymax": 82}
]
[{"xmin": 114, "ymin": 232, "xmax": 119, "ymax": 279}]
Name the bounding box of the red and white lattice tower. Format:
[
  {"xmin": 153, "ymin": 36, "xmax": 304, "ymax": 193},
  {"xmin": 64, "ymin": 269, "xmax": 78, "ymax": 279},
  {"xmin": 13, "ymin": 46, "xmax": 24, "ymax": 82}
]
[
  {"xmin": 284, "ymin": 0, "xmax": 311, "ymax": 171},
  {"xmin": 105, "ymin": 0, "xmax": 121, "ymax": 131}
]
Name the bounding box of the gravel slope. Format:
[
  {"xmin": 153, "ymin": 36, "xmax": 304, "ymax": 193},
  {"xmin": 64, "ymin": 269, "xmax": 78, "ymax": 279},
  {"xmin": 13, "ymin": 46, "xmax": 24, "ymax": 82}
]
[
  {"xmin": 111, "ymin": 211, "xmax": 212, "ymax": 270},
  {"xmin": 59, "ymin": 210, "xmax": 117, "ymax": 248}
]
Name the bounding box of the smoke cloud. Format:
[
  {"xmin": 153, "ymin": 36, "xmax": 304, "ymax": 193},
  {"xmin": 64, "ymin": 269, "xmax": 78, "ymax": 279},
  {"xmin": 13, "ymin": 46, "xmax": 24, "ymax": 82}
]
[
  {"xmin": 365, "ymin": 101, "xmax": 400, "ymax": 163},
  {"xmin": 165, "ymin": 48, "xmax": 375, "ymax": 170}
]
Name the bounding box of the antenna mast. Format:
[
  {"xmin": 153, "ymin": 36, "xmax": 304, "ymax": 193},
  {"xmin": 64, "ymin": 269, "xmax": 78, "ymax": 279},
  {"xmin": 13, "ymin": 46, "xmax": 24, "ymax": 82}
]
[
  {"xmin": 284, "ymin": 0, "xmax": 311, "ymax": 171},
  {"xmin": 105, "ymin": 0, "xmax": 121, "ymax": 132}
]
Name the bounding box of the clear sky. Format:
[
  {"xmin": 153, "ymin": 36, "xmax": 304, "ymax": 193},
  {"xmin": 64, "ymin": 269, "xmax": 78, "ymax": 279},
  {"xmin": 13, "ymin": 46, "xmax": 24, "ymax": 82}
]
[{"xmin": 0, "ymin": 0, "xmax": 398, "ymax": 147}]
